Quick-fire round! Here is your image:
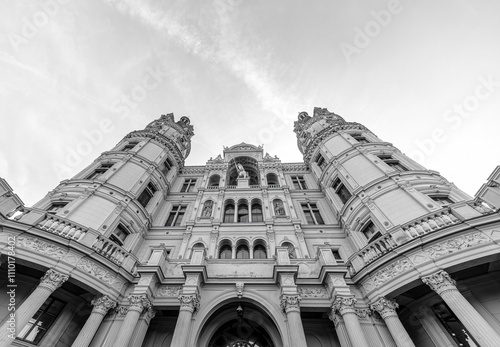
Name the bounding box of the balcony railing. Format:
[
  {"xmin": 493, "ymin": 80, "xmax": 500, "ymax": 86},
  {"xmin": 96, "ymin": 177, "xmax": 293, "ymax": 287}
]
[
  {"xmin": 91, "ymin": 235, "xmax": 128, "ymax": 265},
  {"xmin": 38, "ymin": 215, "xmax": 87, "ymax": 241}
]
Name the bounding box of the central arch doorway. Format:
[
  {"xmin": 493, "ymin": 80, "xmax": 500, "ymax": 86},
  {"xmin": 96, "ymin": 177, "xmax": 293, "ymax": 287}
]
[{"xmin": 198, "ymin": 300, "xmax": 282, "ymax": 347}]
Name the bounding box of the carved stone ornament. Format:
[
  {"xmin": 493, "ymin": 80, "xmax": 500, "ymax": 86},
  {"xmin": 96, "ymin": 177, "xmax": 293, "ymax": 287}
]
[
  {"xmin": 127, "ymin": 294, "xmax": 152, "ymax": 312},
  {"xmin": 355, "ymin": 308, "xmax": 372, "ymax": 321},
  {"xmin": 91, "ymin": 296, "xmax": 117, "ymax": 315},
  {"xmin": 236, "ymin": 282, "xmax": 244, "ymax": 299},
  {"xmin": 158, "ymin": 286, "xmax": 182, "ymax": 297},
  {"xmin": 178, "ymin": 294, "xmax": 200, "ymax": 313},
  {"xmin": 297, "ymin": 286, "xmax": 328, "ymax": 298},
  {"xmin": 424, "ymin": 232, "xmax": 490, "ymax": 259},
  {"xmin": 421, "ymin": 270, "xmax": 457, "ymax": 295},
  {"xmin": 280, "ymin": 295, "xmax": 301, "ymax": 313},
  {"xmin": 370, "ymin": 297, "xmax": 399, "ymax": 319},
  {"xmin": 327, "ymin": 310, "xmax": 343, "ymax": 327},
  {"xmin": 141, "ymin": 307, "xmax": 157, "ymax": 324},
  {"xmin": 332, "ymin": 296, "xmax": 357, "ymax": 315},
  {"xmin": 16, "ymin": 236, "xmax": 66, "ymax": 260},
  {"xmin": 39, "ymin": 269, "xmax": 69, "ymax": 292}
]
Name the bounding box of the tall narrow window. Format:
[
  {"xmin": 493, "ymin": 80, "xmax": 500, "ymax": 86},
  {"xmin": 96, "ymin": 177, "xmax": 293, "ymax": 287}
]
[
  {"xmin": 430, "ymin": 195, "xmax": 454, "ymax": 207},
  {"xmin": 138, "ymin": 182, "xmax": 157, "ymax": 208},
  {"xmin": 109, "ymin": 223, "xmax": 130, "ymax": 246},
  {"xmin": 251, "ymin": 202, "xmax": 263, "ymax": 222},
  {"xmin": 253, "ymin": 244, "xmax": 267, "ymax": 259},
  {"xmin": 282, "ymin": 242, "xmax": 296, "ymax": 259},
  {"xmin": 238, "ymin": 202, "xmax": 249, "ymax": 222},
  {"xmin": 361, "ymin": 220, "xmax": 381, "ymax": 242},
  {"xmin": 316, "ymin": 153, "xmax": 327, "ymax": 171},
  {"xmin": 47, "ymin": 202, "xmax": 68, "ymax": 214},
  {"xmin": 122, "ymin": 141, "xmax": 138, "ymax": 151},
  {"xmin": 17, "ymin": 296, "xmax": 65, "ymax": 344},
  {"xmin": 351, "ymin": 133, "xmax": 369, "ymax": 143},
  {"xmin": 301, "ymin": 202, "xmax": 325, "ymax": 225},
  {"xmin": 162, "ymin": 158, "xmax": 174, "ymax": 176},
  {"xmin": 266, "ymin": 173, "xmax": 279, "ymax": 186},
  {"xmin": 224, "ymin": 203, "xmax": 235, "ymax": 223},
  {"xmin": 219, "ymin": 244, "xmax": 232, "ymax": 259},
  {"xmin": 332, "ymin": 250, "xmax": 344, "ymax": 264},
  {"xmin": 291, "ymin": 175, "xmax": 307, "ymax": 190},
  {"xmin": 236, "ymin": 244, "xmax": 250, "ymax": 259},
  {"xmin": 166, "ymin": 205, "xmax": 186, "ymax": 226},
  {"xmin": 181, "ymin": 178, "xmax": 197, "ymax": 192},
  {"xmin": 208, "ymin": 174, "xmax": 220, "ymax": 188},
  {"xmin": 332, "ymin": 178, "xmax": 352, "ymax": 204},
  {"xmin": 378, "ymin": 155, "xmax": 408, "ymax": 172},
  {"xmin": 86, "ymin": 163, "xmax": 113, "ymax": 179}
]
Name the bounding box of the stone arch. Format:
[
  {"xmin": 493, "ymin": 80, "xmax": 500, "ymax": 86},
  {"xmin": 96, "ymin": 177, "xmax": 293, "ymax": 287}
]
[
  {"xmin": 227, "ymin": 156, "xmax": 260, "ymax": 186},
  {"xmin": 193, "ymin": 290, "xmax": 285, "ymax": 347}
]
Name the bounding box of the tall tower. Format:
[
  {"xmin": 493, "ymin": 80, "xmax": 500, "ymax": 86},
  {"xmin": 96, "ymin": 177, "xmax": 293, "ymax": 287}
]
[
  {"xmin": 32, "ymin": 113, "xmax": 193, "ymax": 256},
  {"xmin": 294, "ymin": 107, "xmax": 471, "ymax": 259}
]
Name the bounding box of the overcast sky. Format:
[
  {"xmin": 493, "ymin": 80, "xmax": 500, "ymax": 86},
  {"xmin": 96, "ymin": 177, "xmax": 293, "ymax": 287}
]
[{"xmin": 1, "ymin": 0, "xmax": 499, "ymax": 207}]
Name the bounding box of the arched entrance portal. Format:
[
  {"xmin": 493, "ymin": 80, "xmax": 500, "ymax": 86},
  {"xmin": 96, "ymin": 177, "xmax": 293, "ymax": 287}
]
[{"xmin": 198, "ymin": 301, "xmax": 282, "ymax": 347}]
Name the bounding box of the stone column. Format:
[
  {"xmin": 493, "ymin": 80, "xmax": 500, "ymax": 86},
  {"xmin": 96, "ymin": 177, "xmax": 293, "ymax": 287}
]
[
  {"xmin": 421, "ymin": 270, "xmax": 500, "ymax": 347},
  {"xmin": 170, "ymin": 294, "xmax": 200, "ymax": 346},
  {"xmin": 280, "ymin": 295, "xmax": 307, "ymax": 347},
  {"xmin": 71, "ymin": 296, "xmax": 117, "ymax": 347},
  {"xmin": 112, "ymin": 294, "xmax": 151, "ymax": 347},
  {"xmin": 128, "ymin": 307, "xmax": 156, "ymax": 347},
  {"xmin": 327, "ymin": 311, "xmax": 352, "ymax": 347},
  {"xmin": 0, "ymin": 269, "xmax": 69, "ymax": 347},
  {"xmin": 370, "ymin": 297, "xmax": 415, "ymax": 347},
  {"xmin": 232, "ymin": 244, "xmax": 236, "ymax": 259},
  {"xmin": 331, "ymin": 296, "xmax": 369, "ymax": 347}
]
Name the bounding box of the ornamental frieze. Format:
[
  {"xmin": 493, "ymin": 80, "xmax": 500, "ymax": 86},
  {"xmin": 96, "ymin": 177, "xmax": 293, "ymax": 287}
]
[
  {"xmin": 16, "ymin": 236, "xmax": 67, "ymax": 260},
  {"xmin": 77, "ymin": 258, "xmax": 116, "ymax": 285},
  {"xmin": 297, "ymin": 286, "xmax": 328, "ymax": 298},
  {"xmin": 157, "ymin": 286, "xmax": 182, "ymax": 297},
  {"xmin": 424, "ymin": 232, "xmax": 490, "ymax": 259}
]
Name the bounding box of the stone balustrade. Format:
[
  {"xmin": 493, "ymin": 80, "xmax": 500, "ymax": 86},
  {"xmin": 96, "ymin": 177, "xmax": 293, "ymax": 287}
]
[
  {"xmin": 226, "ymin": 185, "xmax": 237, "ymax": 189},
  {"xmin": 206, "ymin": 186, "xmax": 219, "ymax": 190},
  {"xmin": 401, "ymin": 209, "xmax": 459, "ymax": 239},
  {"xmin": 91, "ymin": 235, "xmax": 128, "ymax": 265},
  {"xmin": 358, "ymin": 234, "xmax": 398, "ymax": 265},
  {"xmin": 267, "ymin": 184, "xmax": 280, "ymax": 188},
  {"xmin": 38, "ymin": 215, "xmax": 88, "ymax": 241}
]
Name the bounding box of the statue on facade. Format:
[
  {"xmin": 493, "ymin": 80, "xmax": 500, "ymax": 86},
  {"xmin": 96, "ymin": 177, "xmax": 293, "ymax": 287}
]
[
  {"xmin": 236, "ymin": 163, "xmax": 248, "ymax": 178},
  {"xmin": 202, "ymin": 200, "xmax": 213, "ymax": 217},
  {"xmin": 274, "ymin": 199, "xmax": 285, "ymax": 216}
]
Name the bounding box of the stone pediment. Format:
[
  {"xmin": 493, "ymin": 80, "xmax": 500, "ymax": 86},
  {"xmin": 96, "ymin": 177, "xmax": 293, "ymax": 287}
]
[{"xmin": 224, "ymin": 142, "xmax": 263, "ymax": 152}]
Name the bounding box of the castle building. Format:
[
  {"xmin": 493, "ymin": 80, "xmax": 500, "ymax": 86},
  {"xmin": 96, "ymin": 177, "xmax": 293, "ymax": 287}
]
[{"xmin": 1, "ymin": 108, "xmax": 500, "ymax": 347}]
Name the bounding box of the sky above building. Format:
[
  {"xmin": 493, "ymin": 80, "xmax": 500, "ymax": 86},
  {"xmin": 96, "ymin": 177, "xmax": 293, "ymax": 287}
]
[{"xmin": 1, "ymin": 0, "xmax": 499, "ymax": 206}]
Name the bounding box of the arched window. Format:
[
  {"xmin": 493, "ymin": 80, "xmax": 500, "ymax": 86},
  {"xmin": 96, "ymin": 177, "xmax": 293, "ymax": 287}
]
[
  {"xmin": 236, "ymin": 244, "xmax": 250, "ymax": 259},
  {"xmin": 208, "ymin": 174, "xmax": 220, "ymax": 188},
  {"xmin": 219, "ymin": 244, "xmax": 232, "ymax": 259},
  {"xmin": 238, "ymin": 201, "xmax": 249, "ymax": 222},
  {"xmin": 253, "ymin": 244, "xmax": 267, "ymax": 259},
  {"xmin": 282, "ymin": 242, "xmax": 296, "ymax": 259},
  {"xmin": 224, "ymin": 202, "xmax": 235, "ymax": 223},
  {"xmin": 266, "ymin": 173, "xmax": 279, "ymax": 186},
  {"xmin": 251, "ymin": 202, "xmax": 263, "ymax": 222}
]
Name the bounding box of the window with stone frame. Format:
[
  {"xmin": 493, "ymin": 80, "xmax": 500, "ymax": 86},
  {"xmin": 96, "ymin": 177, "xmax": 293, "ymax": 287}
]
[
  {"xmin": 122, "ymin": 141, "xmax": 139, "ymax": 151},
  {"xmin": 47, "ymin": 201, "xmax": 68, "ymax": 214},
  {"xmin": 301, "ymin": 202, "xmax": 325, "ymax": 225},
  {"xmin": 429, "ymin": 195, "xmax": 454, "ymax": 207},
  {"xmin": 86, "ymin": 163, "xmax": 114, "ymax": 180},
  {"xmin": 332, "ymin": 177, "xmax": 352, "ymax": 204},
  {"xmin": 16, "ymin": 296, "xmax": 65, "ymax": 345},
  {"xmin": 110, "ymin": 223, "xmax": 130, "ymax": 246},
  {"xmin": 360, "ymin": 220, "xmax": 381, "ymax": 242},
  {"xmin": 331, "ymin": 249, "xmax": 344, "ymax": 264},
  {"xmin": 181, "ymin": 178, "xmax": 197, "ymax": 192},
  {"xmin": 137, "ymin": 182, "xmax": 158, "ymax": 208},
  {"xmin": 162, "ymin": 158, "xmax": 174, "ymax": 176},
  {"xmin": 291, "ymin": 175, "xmax": 307, "ymax": 190},
  {"xmin": 351, "ymin": 132, "xmax": 369, "ymax": 143},
  {"xmin": 166, "ymin": 205, "xmax": 186, "ymax": 227},
  {"xmin": 253, "ymin": 244, "xmax": 267, "ymax": 259},
  {"xmin": 315, "ymin": 153, "xmax": 327, "ymax": 171},
  {"xmin": 236, "ymin": 244, "xmax": 250, "ymax": 259},
  {"xmin": 219, "ymin": 244, "xmax": 232, "ymax": 259},
  {"xmin": 378, "ymin": 154, "xmax": 408, "ymax": 172}
]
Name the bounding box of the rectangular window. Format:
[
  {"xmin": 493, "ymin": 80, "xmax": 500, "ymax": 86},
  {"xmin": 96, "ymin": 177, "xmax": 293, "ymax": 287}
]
[
  {"xmin": 378, "ymin": 155, "xmax": 408, "ymax": 172},
  {"xmin": 138, "ymin": 182, "xmax": 157, "ymax": 208},
  {"xmin": 17, "ymin": 296, "xmax": 65, "ymax": 344},
  {"xmin": 86, "ymin": 163, "xmax": 113, "ymax": 179},
  {"xmin": 301, "ymin": 202, "xmax": 325, "ymax": 225},
  {"xmin": 361, "ymin": 220, "xmax": 381, "ymax": 242},
  {"xmin": 351, "ymin": 133, "xmax": 369, "ymax": 143},
  {"xmin": 430, "ymin": 195, "xmax": 454, "ymax": 206},
  {"xmin": 315, "ymin": 154, "xmax": 327, "ymax": 171},
  {"xmin": 181, "ymin": 178, "xmax": 197, "ymax": 192},
  {"xmin": 122, "ymin": 141, "xmax": 139, "ymax": 151},
  {"xmin": 166, "ymin": 205, "xmax": 186, "ymax": 226},
  {"xmin": 109, "ymin": 223, "xmax": 130, "ymax": 246},
  {"xmin": 332, "ymin": 178, "xmax": 352, "ymax": 204},
  {"xmin": 332, "ymin": 250, "xmax": 345, "ymax": 264},
  {"xmin": 291, "ymin": 175, "xmax": 307, "ymax": 190},
  {"xmin": 162, "ymin": 158, "xmax": 174, "ymax": 176},
  {"xmin": 47, "ymin": 202, "xmax": 68, "ymax": 214}
]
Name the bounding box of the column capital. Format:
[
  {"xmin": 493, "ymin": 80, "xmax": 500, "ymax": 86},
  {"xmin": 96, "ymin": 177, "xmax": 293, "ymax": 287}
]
[
  {"xmin": 332, "ymin": 296, "xmax": 357, "ymax": 315},
  {"xmin": 179, "ymin": 294, "xmax": 200, "ymax": 313},
  {"xmin": 91, "ymin": 296, "xmax": 117, "ymax": 315},
  {"xmin": 127, "ymin": 294, "xmax": 152, "ymax": 313},
  {"xmin": 39, "ymin": 269, "xmax": 69, "ymax": 292},
  {"xmin": 421, "ymin": 270, "xmax": 457, "ymax": 295},
  {"xmin": 370, "ymin": 297, "xmax": 399, "ymax": 319},
  {"xmin": 141, "ymin": 307, "xmax": 157, "ymax": 325},
  {"xmin": 280, "ymin": 294, "xmax": 301, "ymax": 313},
  {"xmin": 327, "ymin": 310, "xmax": 344, "ymax": 327}
]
